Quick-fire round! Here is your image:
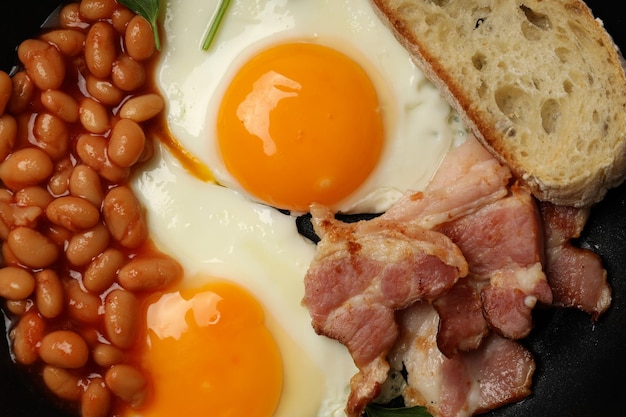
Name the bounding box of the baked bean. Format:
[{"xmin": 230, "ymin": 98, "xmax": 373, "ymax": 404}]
[
  {"xmin": 102, "ymin": 186, "xmax": 147, "ymax": 248},
  {"xmin": 59, "ymin": 2, "xmax": 90, "ymax": 30},
  {"xmin": 15, "ymin": 186, "xmax": 54, "ymax": 210},
  {"xmin": 65, "ymin": 279, "xmax": 101, "ymax": 323},
  {"xmin": 11, "ymin": 206, "xmax": 40, "ymax": 232},
  {"xmin": 76, "ymin": 133, "xmax": 107, "ymax": 171},
  {"xmin": 0, "ymin": 202, "xmax": 12, "ymax": 239},
  {"xmin": 5, "ymin": 299, "xmax": 33, "ymax": 316},
  {"xmin": 80, "ymin": 0, "xmax": 117, "ymax": 21},
  {"xmin": 83, "ymin": 248, "xmax": 125, "ymax": 293},
  {"xmin": 82, "ymin": 377, "xmax": 112, "ymax": 417},
  {"xmin": 108, "ymin": 118, "xmax": 146, "ymax": 167},
  {"xmin": 104, "ymin": 364, "xmax": 147, "ymax": 408},
  {"xmin": 0, "ymin": 266, "xmax": 35, "ymax": 300},
  {"xmin": 13, "ymin": 113, "xmax": 32, "ymax": 150},
  {"xmin": 93, "ymin": 343, "xmax": 125, "ymax": 367},
  {"xmin": 69, "ymin": 164, "xmax": 104, "ymax": 207},
  {"xmin": 104, "ymin": 289, "xmax": 139, "ymax": 349},
  {"xmin": 10, "ymin": 204, "xmax": 41, "ymax": 228},
  {"xmin": 45, "ymin": 224, "xmax": 73, "ymax": 246},
  {"xmin": 7, "ymin": 226, "xmax": 59, "ymax": 268},
  {"xmin": 46, "ymin": 196, "xmax": 100, "ymax": 231},
  {"xmin": 0, "ymin": 114, "xmax": 17, "ymax": 161},
  {"xmin": 11, "ymin": 205, "xmax": 42, "ymax": 229},
  {"xmin": 17, "ymin": 39, "xmax": 66, "ymax": 91},
  {"xmin": 125, "ymin": 15, "xmax": 155, "ymax": 61},
  {"xmin": 85, "ymin": 75, "xmax": 124, "ymax": 106},
  {"xmin": 3, "ymin": 204, "xmax": 22, "ymax": 230},
  {"xmin": 137, "ymin": 132, "xmax": 155, "ymax": 164},
  {"xmin": 0, "ymin": 147, "xmax": 53, "ymax": 190},
  {"xmin": 1, "ymin": 241, "xmax": 21, "ymax": 267},
  {"xmin": 40, "ymin": 29, "xmax": 86, "ymax": 57},
  {"xmin": 33, "ymin": 113, "xmax": 70, "ymax": 160},
  {"xmin": 118, "ymin": 255, "xmax": 183, "ymax": 292},
  {"xmin": 65, "ymin": 222, "xmax": 110, "ymax": 266},
  {"xmin": 35, "ymin": 269, "xmax": 64, "ymax": 319},
  {"xmin": 85, "ymin": 22, "xmax": 117, "ymax": 80},
  {"xmin": 76, "ymin": 134, "xmax": 130, "ymax": 183},
  {"xmin": 112, "ymin": 5, "xmax": 135, "ymax": 34},
  {"xmin": 119, "ymin": 93, "xmax": 164, "ymax": 122},
  {"xmin": 42, "ymin": 365, "xmax": 83, "ymax": 401},
  {"xmin": 111, "ymin": 54, "xmax": 145, "ymax": 91},
  {"xmin": 40, "ymin": 330, "xmax": 89, "ymax": 369},
  {"xmin": 80, "ymin": 97, "xmax": 110, "ymax": 134},
  {"xmin": 8, "ymin": 205, "xmax": 40, "ymax": 229},
  {"xmin": 11, "ymin": 311, "xmax": 45, "ymax": 365},
  {"xmin": 0, "ymin": 71, "xmax": 11, "ymax": 115},
  {"xmin": 0, "ymin": 3, "xmax": 187, "ymax": 412},
  {"xmin": 99, "ymin": 160, "xmax": 131, "ymax": 183},
  {"xmin": 41, "ymin": 90, "xmax": 80, "ymax": 123},
  {"xmin": 7, "ymin": 71, "xmax": 34, "ymax": 115},
  {"xmin": 48, "ymin": 156, "xmax": 74, "ymax": 197}
]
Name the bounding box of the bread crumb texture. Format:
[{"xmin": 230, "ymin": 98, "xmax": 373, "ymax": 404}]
[{"xmin": 372, "ymin": 0, "xmax": 626, "ymax": 206}]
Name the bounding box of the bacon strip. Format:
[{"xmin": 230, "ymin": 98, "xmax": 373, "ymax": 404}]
[
  {"xmin": 433, "ymin": 279, "xmax": 489, "ymax": 357},
  {"xmin": 390, "ymin": 302, "xmax": 535, "ymax": 417},
  {"xmin": 383, "ymin": 135, "xmax": 512, "ymax": 228},
  {"xmin": 539, "ymin": 202, "xmax": 611, "ymax": 318},
  {"xmin": 303, "ymin": 204, "xmax": 468, "ymax": 417},
  {"xmin": 437, "ymin": 187, "xmax": 552, "ymax": 341},
  {"xmin": 302, "ymin": 135, "xmax": 610, "ymax": 417}
]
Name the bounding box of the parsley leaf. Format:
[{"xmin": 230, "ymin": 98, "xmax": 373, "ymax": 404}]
[
  {"xmin": 118, "ymin": 0, "xmax": 161, "ymax": 51},
  {"xmin": 364, "ymin": 404, "xmax": 433, "ymax": 417},
  {"xmin": 201, "ymin": 0, "xmax": 232, "ymax": 51}
]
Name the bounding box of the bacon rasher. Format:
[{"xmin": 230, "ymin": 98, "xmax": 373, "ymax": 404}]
[
  {"xmin": 302, "ymin": 203, "xmax": 468, "ymax": 416},
  {"xmin": 303, "ymin": 136, "xmax": 511, "ymax": 416},
  {"xmin": 302, "ymin": 134, "xmax": 611, "ymax": 417},
  {"xmin": 389, "ymin": 302, "xmax": 535, "ymax": 417},
  {"xmin": 436, "ymin": 186, "xmax": 553, "ymax": 348},
  {"xmin": 539, "ymin": 202, "xmax": 611, "ymax": 318}
]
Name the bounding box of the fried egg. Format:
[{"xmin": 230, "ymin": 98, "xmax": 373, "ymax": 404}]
[
  {"xmin": 127, "ymin": 143, "xmax": 357, "ymax": 417},
  {"xmin": 126, "ymin": 0, "xmax": 469, "ymax": 416},
  {"xmin": 157, "ymin": 0, "xmax": 466, "ymax": 214}
]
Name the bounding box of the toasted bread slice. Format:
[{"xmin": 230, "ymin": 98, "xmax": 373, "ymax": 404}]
[{"xmin": 370, "ymin": 0, "xmax": 626, "ymax": 207}]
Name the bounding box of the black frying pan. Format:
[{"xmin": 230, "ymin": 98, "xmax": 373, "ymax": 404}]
[{"xmin": 1, "ymin": 1, "xmax": 625, "ymax": 417}]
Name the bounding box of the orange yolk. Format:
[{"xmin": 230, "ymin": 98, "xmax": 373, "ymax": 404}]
[
  {"xmin": 129, "ymin": 281, "xmax": 283, "ymax": 417},
  {"xmin": 217, "ymin": 42, "xmax": 384, "ymax": 212}
]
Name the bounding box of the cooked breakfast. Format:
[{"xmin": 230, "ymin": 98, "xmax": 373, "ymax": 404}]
[{"xmin": 0, "ymin": 1, "xmax": 623, "ymax": 417}]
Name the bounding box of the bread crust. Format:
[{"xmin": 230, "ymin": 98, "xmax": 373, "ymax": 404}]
[{"xmin": 370, "ymin": 0, "xmax": 626, "ymax": 207}]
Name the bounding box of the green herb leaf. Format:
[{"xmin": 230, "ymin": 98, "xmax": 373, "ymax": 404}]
[
  {"xmin": 364, "ymin": 404, "xmax": 434, "ymax": 417},
  {"xmin": 118, "ymin": 0, "xmax": 161, "ymax": 51},
  {"xmin": 201, "ymin": 0, "xmax": 232, "ymax": 51}
]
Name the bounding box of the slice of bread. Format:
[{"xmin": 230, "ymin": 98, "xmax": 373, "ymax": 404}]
[{"xmin": 370, "ymin": 0, "xmax": 626, "ymax": 207}]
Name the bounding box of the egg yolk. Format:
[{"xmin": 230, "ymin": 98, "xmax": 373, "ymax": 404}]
[
  {"xmin": 217, "ymin": 42, "xmax": 384, "ymax": 212},
  {"xmin": 128, "ymin": 281, "xmax": 283, "ymax": 417}
]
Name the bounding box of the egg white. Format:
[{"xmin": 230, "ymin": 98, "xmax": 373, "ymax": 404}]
[
  {"xmin": 131, "ymin": 142, "xmax": 358, "ymax": 417},
  {"xmin": 157, "ymin": 0, "xmax": 467, "ymax": 214},
  {"xmin": 141, "ymin": 0, "xmax": 470, "ymax": 414}
]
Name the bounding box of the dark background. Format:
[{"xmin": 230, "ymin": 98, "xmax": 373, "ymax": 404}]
[{"xmin": 1, "ymin": 1, "xmax": 626, "ymax": 417}]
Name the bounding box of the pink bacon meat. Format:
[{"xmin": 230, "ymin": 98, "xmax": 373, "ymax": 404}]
[
  {"xmin": 539, "ymin": 202, "xmax": 611, "ymax": 318},
  {"xmin": 390, "ymin": 302, "xmax": 535, "ymax": 417},
  {"xmin": 303, "ymin": 136, "xmax": 511, "ymax": 417},
  {"xmin": 303, "ymin": 204, "xmax": 468, "ymax": 416},
  {"xmin": 436, "ymin": 185, "xmax": 553, "ymax": 348},
  {"xmin": 302, "ymin": 134, "xmax": 611, "ymax": 417}
]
